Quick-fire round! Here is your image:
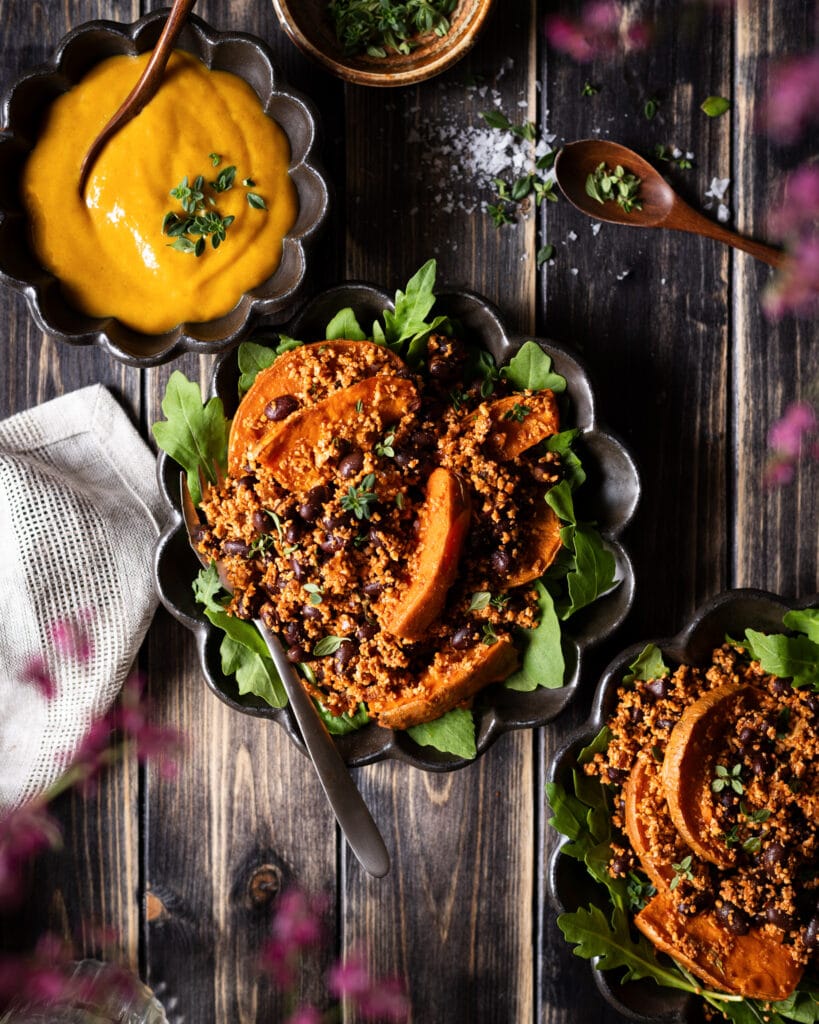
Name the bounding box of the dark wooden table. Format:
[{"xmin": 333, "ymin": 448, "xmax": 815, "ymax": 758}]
[{"xmin": 2, "ymin": 1, "xmax": 817, "ymax": 1021}]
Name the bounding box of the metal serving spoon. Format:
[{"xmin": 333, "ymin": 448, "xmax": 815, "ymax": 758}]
[
  {"xmin": 180, "ymin": 473, "xmax": 390, "ymax": 878},
  {"xmin": 554, "ymin": 139, "xmax": 784, "ymax": 268},
  {"xmin": 79, "ymin": 0, "xmax": 197, "ymax": 194}
]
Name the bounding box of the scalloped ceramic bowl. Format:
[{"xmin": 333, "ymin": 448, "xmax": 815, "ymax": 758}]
[
  {"xmin": 0, "ymin": 12, "xmax": 329, "ymax": 366},
  {"xmin": 154, "ymin": 281, "xmax": 640, "ymax": 771},
  {"xmin": 547, "ymin": 589, "xmax": 819, "ymax": 1023},
  {"xmin": 271, "ymin": 0, "xmax": 494, "ymax": 87}
]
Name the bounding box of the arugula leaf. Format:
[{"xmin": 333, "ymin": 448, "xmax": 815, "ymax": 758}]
[
  {"xmin": 623, "ymin": 644, "xmax": 670, "ymax": 685},
  {"xmin": 326, "ymin": 307, "xmax": 367, "ymax": 341},
  {"xmin": 546, "ymin": 482, "xmax": 616, "ymax": 620},
  {"xmin": 152, "ymin": 371, "xmax": 229, "ymax": 505},
  {"xmin": 503, "ymin": 341, "xmax": 567, "ymax": 393},
  {"xmin": 237, "ymin": 341, "xmax": 278, "ymax": 395},
  {"xmin": 407, "ymin": 706, "xmax": 477, "ymax": 759},
  {"xmin": 221, "ymin": 634, "xmax": 286, "ymax": 707},
  {"xmin": 743, "ymin": 628, "xmax": 819, "ymax": 689},
  {"xmin": 545, "ymin": 429, "xmax": 586, "ymax": 490},
  {"xmin": 382, "ymin": 259, "xmax": 438, "ymax": 346},
  {"xmin": 504, "ymin": 581, "xmax": 564, "ymax": 690},
  {"xmin": 315, "ymin": 701, "xmax": 370, "ymax": 735},
  {"xmin": 783, "ymin": 608, "xmax": 819, "ymax": 643},
  {"xmin": 557, "ymin": 905, "xmax": 696, "ymax": 994}
]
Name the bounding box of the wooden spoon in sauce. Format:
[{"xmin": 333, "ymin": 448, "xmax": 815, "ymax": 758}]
[
  {"xmin": 555, "ymin": 139, "xmax": 784, "ymax": 268},
  {"xmin": 79, "ymin": 0, "xmax": 197, "ymax": 194}
]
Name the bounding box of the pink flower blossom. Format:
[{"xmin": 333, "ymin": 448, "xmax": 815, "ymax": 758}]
[
  {"xmin": 20, "ymin": 655, "xmax": 56, "ymax": 699},
  {"xmin": 545, "ymin": 2, "xmax": 650, "ymax": 62},
  {"xmin": 764, "ymin": 51, "xmax": 819, "ymax": 144},
  {"xmin": 0, "ymin": 802, "xmax": 61, "ymax": 909},
  {"xmin": 51, "ymin": 615, "xmax": 94, "ymax": 663},
  {"xmin": 764, "ymin": 401, "xmax": 819, "ymax": 486},
  {"xmin": 329, "ymin": 953, "xmax": 409, "ymax": 1022}
]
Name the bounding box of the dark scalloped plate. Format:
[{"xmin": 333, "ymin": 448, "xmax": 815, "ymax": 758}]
[
  {"xmin": 0, "ymin": 11, "xmax": 329, "ymax": 366},
  {"xmin": 154, "ymin": 283, "xmax": 640, "ymax": 770},
  {"xmin": 547, "ymin": 588, "xmax": 819, "ymax": 1023}
]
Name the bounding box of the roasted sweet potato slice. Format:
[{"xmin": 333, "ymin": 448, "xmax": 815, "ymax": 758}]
[
  {"xmin": 228, "ymin": 339, "xmax": 408, "ymax": 474},
  {"xmin": 482, "ymin": 391, "xmax": 560, "ymax": 459},
  {"xmin": 371, "ymin": 635, "xmax": 519, "ymax": 730},
  {"xmin": 251, "ymin": 375, "xmax": 419, "ymax": 492},
  {"xmin": 377, "ymin": 468, "xmax": 471, "ymax": 640},
  {"xmin": 504, "ymin": 503, "xmax": 562, "ymax": 588},
  {"xmin": 662, "ymin": 683, "xmax": 763, "ymax": 868},
  {"xmin": 623, "ymin": 753, "xmax": 677, "ymax": 891},
  {"xmin": 636, "ymin": 891, "xmax": 803, "ymax": 1001}
]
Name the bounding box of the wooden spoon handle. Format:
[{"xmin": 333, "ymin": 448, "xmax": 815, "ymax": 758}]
[
  {"xmin": 79, "ymin": 0, "xmax": 197, "ymax": 193},
  {"xmin": 671, "ymin": 200, "xmax": 785, "ymax": 269}
]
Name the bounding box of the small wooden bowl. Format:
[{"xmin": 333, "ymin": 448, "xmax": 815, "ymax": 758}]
[{"xmin": 272, "ymin": 0, "xmax": 494, "ymax": 87}]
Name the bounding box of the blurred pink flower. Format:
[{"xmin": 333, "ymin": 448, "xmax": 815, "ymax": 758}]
[
  {"xmin": 20, "ymin": 655, "xmax": 56, "ymax": 700},
  {"xmin": 329, "ymin": 952, "xmax": 409, "ymax": 1022},
  {"xmin": 545, "ymin": 1, "xmax": 650, "ymax": 62},
  {"xmin": 0, "ymin": 802, "xmax": 61, "ymax": 909},
  {"xmin": 764, "ymin": 51, "xmax": 819, "ymax": 144},
  {"xmin": 764, "ymin": 401, "xmax": 819, "ymax": 486},
  {"xmin": 51, "ymin": 615, "xmax": 93, "ymax": 663}
]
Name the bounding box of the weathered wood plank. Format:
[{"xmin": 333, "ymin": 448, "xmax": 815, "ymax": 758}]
[
  {"xmin": 733, "ymin": 0, "xmax": 819, "ymax": 596},
  {"xmin": 340, "ymin": 5, "xmax": 538, "ymax": 1023}
]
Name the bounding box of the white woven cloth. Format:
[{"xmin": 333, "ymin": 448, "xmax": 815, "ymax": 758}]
[{"xmin": 0, "ymin": 385, "xmax": 165, "ymax": 810}]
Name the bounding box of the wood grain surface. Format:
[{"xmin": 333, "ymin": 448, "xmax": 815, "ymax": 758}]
[{"xmin": 0, "ymin": 0, "xmax": 816, "ymax": 1022}]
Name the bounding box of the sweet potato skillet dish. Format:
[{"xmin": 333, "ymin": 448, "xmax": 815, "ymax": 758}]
[
  {"xmin": 154, "ymin": 262, "xmax": 620, "ymax": 756},
  {"xmin": 550, "ymin": 611, "xmax": 819, "ymax": 1021}
]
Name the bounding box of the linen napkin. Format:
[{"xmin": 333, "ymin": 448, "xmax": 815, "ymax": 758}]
[{"xmin": 0, "ymin": 384, "xmax": 166, "ymax": 810}]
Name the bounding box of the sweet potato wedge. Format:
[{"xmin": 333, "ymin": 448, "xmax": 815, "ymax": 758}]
[
  {"xmin": 623, "ymin": 753, "xmax": 677, "ymax": 891},
  {"xmin": 504, "ymin": 503, "xmax": 562, "ymax": 588},
  {"xmin": 377, "ymin": 467, "xmax": 471, "ymax": 640},
  {"xmin": 252, "ymin": 375, "xmax": 419, "ymax": 492},
  {"xmin": 228, "ymin": 339, "xmax": 407, "ymax": 474},
  {"xmin": 482, "ymin": 391, "xmax": 560, "ymax": 459},
  {"xmin": 636, "ymin": 891, "xmax": 803, "ymax": 1001},
  {"xmin": 662, "ymin": 683, "xmax": 763, "ymax": 868},
  {"xmin": 371, "ymin": 635, "xmax": 519, "ymax": 730}
]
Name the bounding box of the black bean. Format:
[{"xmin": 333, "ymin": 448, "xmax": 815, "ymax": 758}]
[
  {"xmin": 356, "ymin": 622, "xmax": 379, "ymax": 642},
  {"xmin": 285, "ymin": 521, "xmax": 303, "ymax": 544},
  {"xmin": 298, "ymin": 500, "xmax": 321, "ymax": 522},
  {"xmin": 282, "ymin": 621, "xmax": 302, "ymax": 646},
  {"xmin": 223, "ymin": 539, "xmax": 249, "ymax": 557},
  {"xmin": 264, "ymin": 394, "xmax": 299, "ymax": 421},
  {"xmin": 252, "ymin": 510, "xmax": 272, "ymax": 534},
  {"xmin": 715, "ymin": 902, "xmax": 750, "ymax": 936},
  {"xmin": 286, "ymin": 644, "xmax": 308, "ymax": 663},
  {"xmin": 644, "ymin": 678, "xmax": 668, "ymax": 700},
  {"xmin": 765, "ymin": 903, "xmax": 792, "ymax": 930},
  {"xmin": 362, "ymin": 580, "xmax": 383, "ymax": 599},
  {"xmin": 490, "ymin": 550, "xmax": 510, "ymax": 577},
  {"xmin": 334, "ymin": 642, "xmax": 356, "ymax": 671},
  {"xmin": 339, "ymin": 450, "xmax": 364, "ymax": 478},
  {"xmin": 762, "ymin": 842, "xmax": 787, "ymax": 877},
  {"xmin": 451, "ymin": 626, "xmax": 478, "ymax": 651}
]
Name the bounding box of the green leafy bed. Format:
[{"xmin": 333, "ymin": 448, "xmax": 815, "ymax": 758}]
[
  {"xmin": 547, "ymin": 608, "xmax": 819, "ymax": 1023},
  {"xmin": 153, "ymin": 260, "xmax": 621, "ymax": 758}
]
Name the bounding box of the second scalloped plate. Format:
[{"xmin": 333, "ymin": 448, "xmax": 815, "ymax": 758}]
[{"xmin": 154, "ymin": 280, "xmax": 640, "ymax": 770}]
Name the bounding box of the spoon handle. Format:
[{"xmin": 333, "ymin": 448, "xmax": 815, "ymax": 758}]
[
  {"xmin": 79, "ymin": 0, "xmax": 197, "ymax": 193},
  {"xmin": 255, "ymin": 619, "xmax": 391, "ymax": 878},
  {"xmin": 672, "ymin": 201, "xmax": 785, "ymax": 269}
]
